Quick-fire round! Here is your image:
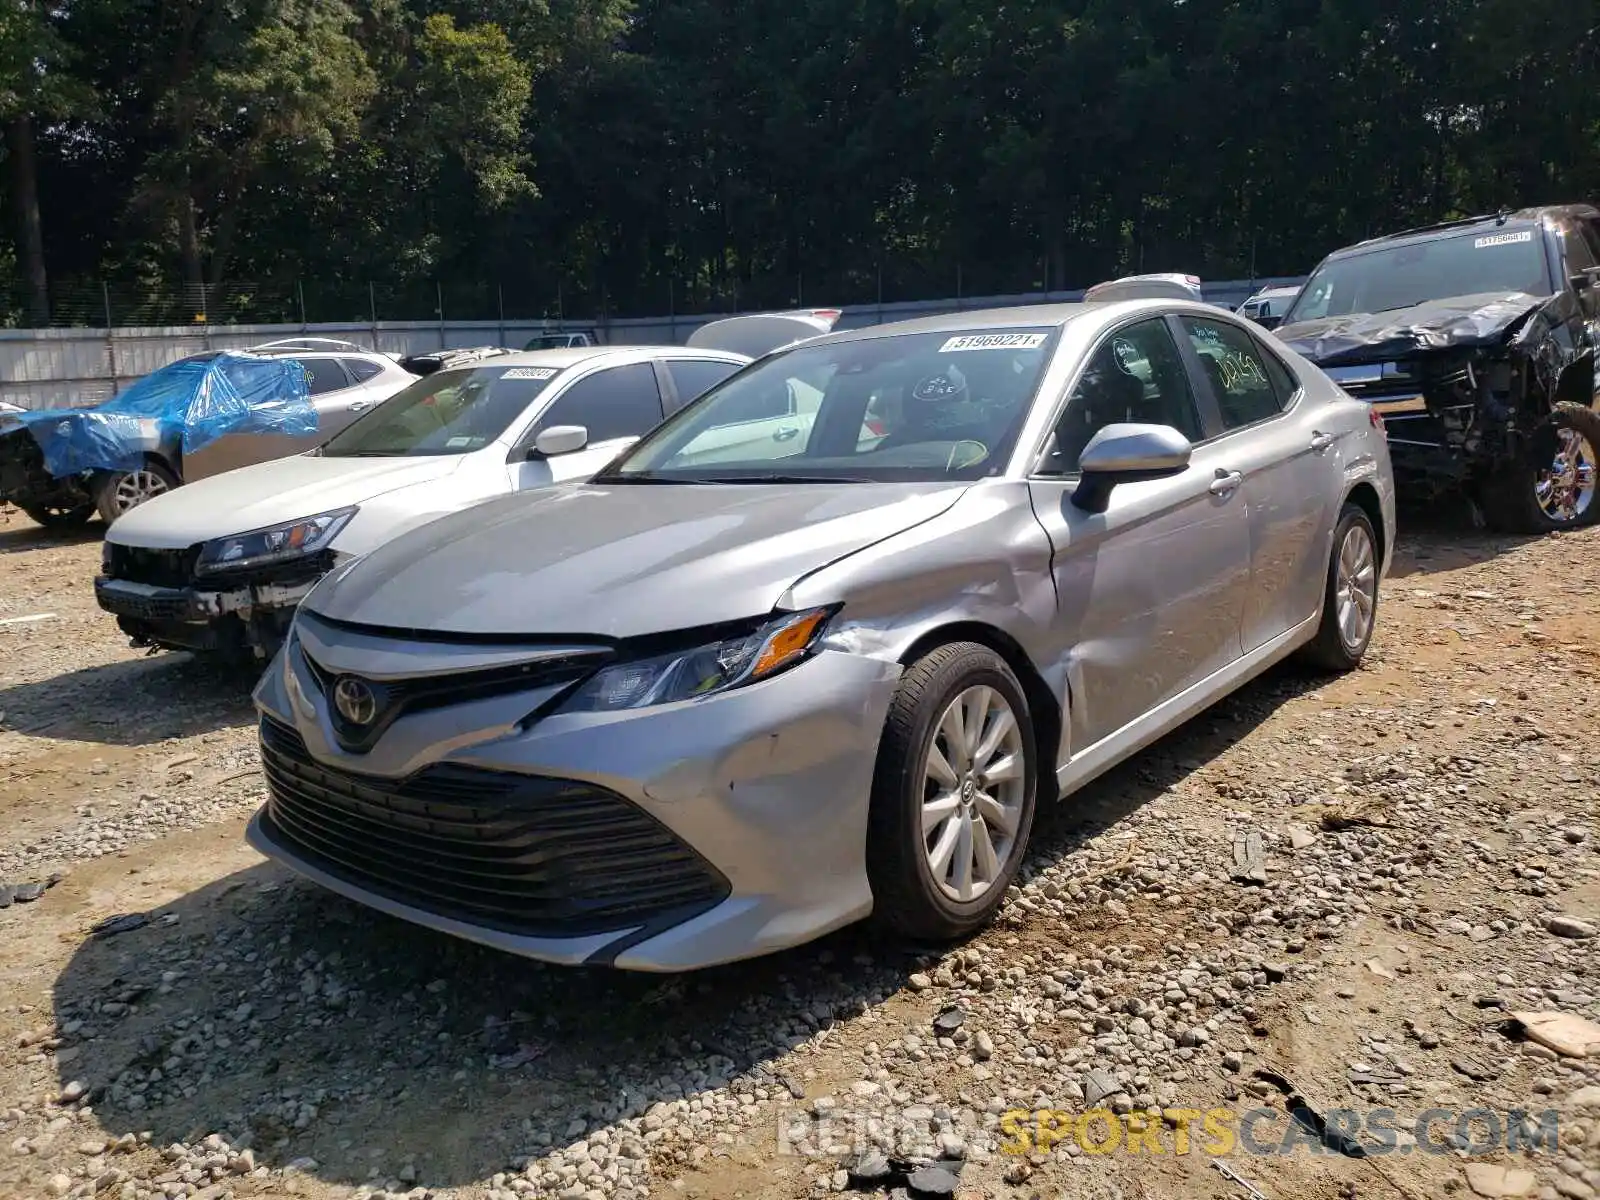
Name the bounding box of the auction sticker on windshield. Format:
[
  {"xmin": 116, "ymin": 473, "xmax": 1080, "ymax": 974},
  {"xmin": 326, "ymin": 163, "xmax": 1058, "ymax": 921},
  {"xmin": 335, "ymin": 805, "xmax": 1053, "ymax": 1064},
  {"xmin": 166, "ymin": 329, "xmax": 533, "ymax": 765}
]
[
  {"xmin": 502, "ymin": 367, "xmax": 559, "ymax": 380},
  {"xmin": 1474, "ymin": 230, "xmax": 1533, "ymax": 249},
  {"xmin": 939, "ymin": 332, "xmax": 1048, "ymax": 353}
]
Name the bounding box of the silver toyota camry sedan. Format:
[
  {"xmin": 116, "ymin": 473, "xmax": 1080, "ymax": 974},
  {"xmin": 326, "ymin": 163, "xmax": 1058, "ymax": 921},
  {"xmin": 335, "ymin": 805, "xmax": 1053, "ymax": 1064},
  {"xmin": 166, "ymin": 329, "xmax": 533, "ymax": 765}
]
[{"xmin": 248, "ymin": 299, "xmax": 1396, "ymax": 971}]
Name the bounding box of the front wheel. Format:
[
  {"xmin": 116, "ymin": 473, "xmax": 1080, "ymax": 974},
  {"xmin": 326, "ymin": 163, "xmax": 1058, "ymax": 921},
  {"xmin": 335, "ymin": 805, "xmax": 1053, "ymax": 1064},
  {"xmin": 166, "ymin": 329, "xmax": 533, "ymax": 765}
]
[
  {"xmin": 94, "ymin": 460, "xmax": 179, "ymax": 525},
  {"xmin": 1480, "ymin": 402, "xmax": 1600, "ymax": 534},
  {"xmin": 1299, "ymin": 501, "xmax": 1380, "ymax": 672},
  {"xmin": 867, "ymin": 642, "xmax": 1038, "ymax": 942}
]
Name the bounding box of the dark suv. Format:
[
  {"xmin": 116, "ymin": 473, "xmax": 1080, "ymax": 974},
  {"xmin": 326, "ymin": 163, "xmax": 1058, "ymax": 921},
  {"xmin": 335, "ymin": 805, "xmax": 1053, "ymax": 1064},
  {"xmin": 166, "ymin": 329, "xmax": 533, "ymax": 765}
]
[{"xmin": 1275, "ymin": 205, "xmax": 1600, "ymax": 532}]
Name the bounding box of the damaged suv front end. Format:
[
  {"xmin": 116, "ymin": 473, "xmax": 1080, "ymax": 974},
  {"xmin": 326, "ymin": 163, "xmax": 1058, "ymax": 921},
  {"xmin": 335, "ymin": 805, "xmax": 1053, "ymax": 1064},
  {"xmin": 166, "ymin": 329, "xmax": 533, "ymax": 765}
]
[{"xmin": 1277, "ymin": 207, "xmax": 1600, "ymax": 533}]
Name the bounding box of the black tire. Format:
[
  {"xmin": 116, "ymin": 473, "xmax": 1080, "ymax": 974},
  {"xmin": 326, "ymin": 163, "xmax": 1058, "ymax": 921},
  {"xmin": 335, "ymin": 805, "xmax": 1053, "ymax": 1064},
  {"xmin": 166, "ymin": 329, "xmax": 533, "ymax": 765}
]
[
  {"xmin": 866, "ymin": 641, "xmax": 1038, "ymax": 942},
  {"xmin": 93, "ymin": 459, "xmax": 179, "ymax": 525},
  {"xmin": 19, "ymin": 502, "xmax": 94, "ymax": 528},
  {"xmin": 1479, "ymin": 402, "xmax": 1600, "ymax": 534},
  {"xmin": 1299, "ymin": 501, "xmax": 1380, "ymax": 673}
]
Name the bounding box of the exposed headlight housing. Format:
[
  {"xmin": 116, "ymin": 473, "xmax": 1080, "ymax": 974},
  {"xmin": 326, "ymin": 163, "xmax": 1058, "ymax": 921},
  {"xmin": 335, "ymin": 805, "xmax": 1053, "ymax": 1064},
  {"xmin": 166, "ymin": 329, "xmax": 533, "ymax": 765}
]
[
  {"xmin": 562, "ymin": 606, "xmax": 836, "ymax": 712},
  {"xmin": 195, "ymin": 507, "xmax": 356, "ymax": 576}
]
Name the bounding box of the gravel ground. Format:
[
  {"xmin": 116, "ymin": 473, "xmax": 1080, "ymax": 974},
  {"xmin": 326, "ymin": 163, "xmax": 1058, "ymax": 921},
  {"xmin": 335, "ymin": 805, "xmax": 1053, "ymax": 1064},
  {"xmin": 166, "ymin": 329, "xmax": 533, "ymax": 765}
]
[{"xmin": 0, "ymin": 504, "xmax": 1596, "ymax": 1200}]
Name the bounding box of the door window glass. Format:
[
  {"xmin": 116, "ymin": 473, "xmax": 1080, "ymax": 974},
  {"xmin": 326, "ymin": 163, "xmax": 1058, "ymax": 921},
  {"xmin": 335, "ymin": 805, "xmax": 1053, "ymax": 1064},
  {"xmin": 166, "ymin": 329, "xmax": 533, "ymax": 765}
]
[
  {"xmin": 664, "ymin": 359, "xmax": 743, "ymax": 412},
  {"xmin": 301, "ymin": 358, "xmax": 351, "ymax": 395},
  {"xmin": 1042, "ymin": 319, "xmax": 1203, "ymax": 474},
  {"xmin": 536, "ymin": 363, "xmax": 665, "ymax": 442},
  {"xmin": 1180, "ymin": 317, "xmax": 1287, "ymax": 430}
]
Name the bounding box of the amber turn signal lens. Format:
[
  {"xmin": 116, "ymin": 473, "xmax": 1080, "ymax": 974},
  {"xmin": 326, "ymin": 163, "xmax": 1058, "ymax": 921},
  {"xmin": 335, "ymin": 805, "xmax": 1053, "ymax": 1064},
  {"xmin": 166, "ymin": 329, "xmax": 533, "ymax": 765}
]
[{"xmin": 751, "ymin": 609, "xmax": 830, "ymax": 679}]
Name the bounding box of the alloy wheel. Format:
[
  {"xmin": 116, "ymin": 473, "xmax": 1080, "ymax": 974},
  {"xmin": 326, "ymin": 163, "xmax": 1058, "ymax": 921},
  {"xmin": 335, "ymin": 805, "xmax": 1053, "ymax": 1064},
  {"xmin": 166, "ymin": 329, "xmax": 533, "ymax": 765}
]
[
  {"xmin": 1335, "ymin": 522, "xmax": 1377, "ymax": 651},
  {"xmin": 111, "ymin": 469, "xmax": 170, "ymax": 514},
  {"xmin": 920, "ymin": 685, "xmax": 1026, "ymax": 902}
]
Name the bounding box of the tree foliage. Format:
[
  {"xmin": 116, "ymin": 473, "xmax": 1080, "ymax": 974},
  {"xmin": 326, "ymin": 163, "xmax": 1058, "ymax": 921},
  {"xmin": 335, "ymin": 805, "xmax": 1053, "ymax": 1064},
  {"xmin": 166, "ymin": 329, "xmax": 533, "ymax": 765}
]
[{"xmin": 0, "ymin": 0, "xmax": 1596, "ymax": 324}]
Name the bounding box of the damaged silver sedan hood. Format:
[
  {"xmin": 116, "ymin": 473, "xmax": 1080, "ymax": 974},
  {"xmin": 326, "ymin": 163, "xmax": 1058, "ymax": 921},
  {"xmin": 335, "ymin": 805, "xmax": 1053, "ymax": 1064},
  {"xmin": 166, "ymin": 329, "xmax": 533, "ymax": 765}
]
[{"xmin": 301, "ymin": 480, "xmax": 970, "ymax": 639}]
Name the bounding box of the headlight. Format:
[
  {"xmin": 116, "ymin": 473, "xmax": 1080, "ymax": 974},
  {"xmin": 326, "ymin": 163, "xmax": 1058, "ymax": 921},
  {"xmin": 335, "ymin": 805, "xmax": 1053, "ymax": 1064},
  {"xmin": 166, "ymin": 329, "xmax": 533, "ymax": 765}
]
[
  {"xmin": 195, "ymin": 507, "xmax": 356, "ymax": 576},
  {"xmin": 563, "ymin": 606, "xmax": 835, "ymax": 712}
]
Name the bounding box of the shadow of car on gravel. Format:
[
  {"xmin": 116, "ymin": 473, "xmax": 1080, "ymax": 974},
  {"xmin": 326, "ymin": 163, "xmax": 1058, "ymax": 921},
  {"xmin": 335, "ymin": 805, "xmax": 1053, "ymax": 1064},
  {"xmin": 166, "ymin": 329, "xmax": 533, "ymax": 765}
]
[
  {"xmin": 0, "ymin": 652, "xmax": 260, "ymax": 745},
  {"xmin": 0, "ymin": 516, "xmax": 104, "ymax": 553},
  {"xmin": 1388, "ymin": 508, "xmax": 1547, "ymax": 581},
  {"xmin": 48, "ymin": 666, "xmax": 1323, "ymax": 1190}
]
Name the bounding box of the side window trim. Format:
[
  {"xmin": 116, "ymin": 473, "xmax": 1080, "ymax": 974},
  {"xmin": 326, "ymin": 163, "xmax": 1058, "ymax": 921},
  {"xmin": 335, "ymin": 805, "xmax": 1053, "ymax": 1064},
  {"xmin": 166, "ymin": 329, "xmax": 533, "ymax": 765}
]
[
  {"xmin": 1251, "ymin": 332, "xmax": 1306, "ymax": 414},
  {"xmin": 653, "ymin": 359, "xmax": 681, "ymax": 414},
  {"xmin": 1028, "ymin": 313, "xmax": 1209, "ymax": 477},
  {"xmin": 1165, "ymin": 314, "xmax": 1229, "ymax": 440}
]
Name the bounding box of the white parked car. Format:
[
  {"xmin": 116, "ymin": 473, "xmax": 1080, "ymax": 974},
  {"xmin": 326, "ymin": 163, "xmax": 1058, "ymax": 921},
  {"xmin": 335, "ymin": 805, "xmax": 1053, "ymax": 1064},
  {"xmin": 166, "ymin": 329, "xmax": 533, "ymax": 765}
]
[
  {"xmin": 94, "ymin": 312, "xmax": 840, "ymax": 660},
  {"xmin": 1236, "ymin": 285, "xmax": 1302, "ymax": 329}
]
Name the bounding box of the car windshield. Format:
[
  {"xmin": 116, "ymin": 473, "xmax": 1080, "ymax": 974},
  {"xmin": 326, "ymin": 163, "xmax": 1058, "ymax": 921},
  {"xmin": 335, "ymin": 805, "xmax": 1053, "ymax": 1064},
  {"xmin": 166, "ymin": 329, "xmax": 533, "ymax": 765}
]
[
  {"xmin": 1284, "ymin": 225, "xmax": 1551, "ymax": 323},
  {"xmin": 596, "ymin": 326, "xmax": 1060, "ymax": 483},
  {"xmin": 321, "ymin": 364, "xmax": 563, "ymax": 457}
]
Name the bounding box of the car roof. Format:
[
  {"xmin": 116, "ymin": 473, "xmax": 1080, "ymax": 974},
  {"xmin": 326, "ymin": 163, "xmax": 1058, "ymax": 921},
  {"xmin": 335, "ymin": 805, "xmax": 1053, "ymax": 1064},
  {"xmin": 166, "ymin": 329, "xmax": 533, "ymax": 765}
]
[
  {"xmin": 814, "ymin": 303, "xmax": 1094, "ymax": 346},
  {"xmin": 439, "ymin": 345, "xmax": 748, "ymax": 371},
  {"xmin": 1325, "ymin": 204, "xmax": 1600, "ymax": 261}
]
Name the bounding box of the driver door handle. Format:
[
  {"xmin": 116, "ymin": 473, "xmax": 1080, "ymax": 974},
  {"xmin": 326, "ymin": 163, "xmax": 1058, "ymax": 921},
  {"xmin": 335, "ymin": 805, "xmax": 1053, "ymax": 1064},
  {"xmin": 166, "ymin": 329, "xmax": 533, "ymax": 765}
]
[
  {"xmin": 1209, "ymin": 469, "xmax": 1243, "ymax": 496},
  {"xmin": 772, "ymin": 425, "xmax": 799, "ymax": 442},
  {"xmin": 1310, "ymin": 430, "xmax": 1336, "ymax": 452},
  {"xmin": 347, "ymin": 398, "xmax": 373, "ymax": 413}
]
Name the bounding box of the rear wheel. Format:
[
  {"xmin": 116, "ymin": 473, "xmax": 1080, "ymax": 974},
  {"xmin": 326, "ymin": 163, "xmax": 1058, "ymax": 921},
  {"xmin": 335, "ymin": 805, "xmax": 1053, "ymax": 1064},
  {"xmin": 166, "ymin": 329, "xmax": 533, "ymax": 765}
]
[
  {"xmin": 1480, "ymin": 402, "xmax": 1600, "ymax": 534},
  {"xmin": 19, "ymin": 502, "xmax": 94, "ymax": 529},
  {"xmin": 1299, "ymin": 502, "xmax": 1380, "ymax": 672},
  {"xmin": 94, "ymin": 460, "xmax": 178, "ymax": 525},
  {"xmin": 867, "ymin": 642, "xmax": 1038, "ymax": 942}
]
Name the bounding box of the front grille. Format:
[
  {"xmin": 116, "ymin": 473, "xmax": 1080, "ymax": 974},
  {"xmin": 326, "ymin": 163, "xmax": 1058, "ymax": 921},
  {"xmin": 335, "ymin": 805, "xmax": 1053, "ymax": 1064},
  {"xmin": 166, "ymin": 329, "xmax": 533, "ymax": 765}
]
[
  {"xmin": 300, "ymin": 646, "xmax": 599, "ymax": 752},
  {"xmin": 105, "ymin": 542, "xmax": 200, "ymax": 588},
  {"xmin": 257, "ymin": 717, "xmax": 730, "ymax": 938}
]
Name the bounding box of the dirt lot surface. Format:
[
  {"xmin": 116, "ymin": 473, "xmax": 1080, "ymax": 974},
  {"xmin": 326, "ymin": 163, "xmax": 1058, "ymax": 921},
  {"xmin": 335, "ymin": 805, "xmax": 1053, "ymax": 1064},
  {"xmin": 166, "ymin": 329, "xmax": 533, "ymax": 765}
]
[{"xmin": 0, "ymin": 506, "xmax": 1596, "ymax": 1200}]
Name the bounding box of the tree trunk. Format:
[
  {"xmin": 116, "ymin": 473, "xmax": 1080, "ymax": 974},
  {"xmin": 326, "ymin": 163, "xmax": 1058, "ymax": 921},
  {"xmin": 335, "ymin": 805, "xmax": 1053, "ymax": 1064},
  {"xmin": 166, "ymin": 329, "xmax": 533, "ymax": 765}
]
[{"xmin": 5, "ymin": 116, "xmax": 49, "ymax": 327}]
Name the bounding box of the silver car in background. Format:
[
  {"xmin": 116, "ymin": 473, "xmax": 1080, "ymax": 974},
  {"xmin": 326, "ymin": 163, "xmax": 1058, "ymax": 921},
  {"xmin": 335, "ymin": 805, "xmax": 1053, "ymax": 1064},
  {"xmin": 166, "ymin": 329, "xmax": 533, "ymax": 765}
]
[{"xmin": 249, "ymin": 299, "xmax": 1395, "ymax": 971}]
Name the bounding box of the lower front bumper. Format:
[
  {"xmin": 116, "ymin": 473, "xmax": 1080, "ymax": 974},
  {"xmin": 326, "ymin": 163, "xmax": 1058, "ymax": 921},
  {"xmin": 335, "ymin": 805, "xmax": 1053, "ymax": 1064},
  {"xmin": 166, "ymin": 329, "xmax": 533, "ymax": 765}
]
[
  {"xmin": 94, "ymin": 574, "xmax": 316, "ymax": 654},
  {"xmin": 250, "ymin": 642, "xmax": 904, "ymax": 971}
]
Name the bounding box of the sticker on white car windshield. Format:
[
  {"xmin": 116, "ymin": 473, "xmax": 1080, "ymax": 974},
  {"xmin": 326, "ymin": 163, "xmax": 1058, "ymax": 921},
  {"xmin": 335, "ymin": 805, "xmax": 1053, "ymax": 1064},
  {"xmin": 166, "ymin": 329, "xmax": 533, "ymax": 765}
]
[
  {"xmin": 501, "ymin": 366, "xmax": 559, "ymax": 380},
  {"xmin": 938, "ymin": 332, "xmax": 1048, "ymax": 353},
  {"xmin": 1474, "ymin": 230, "xmax": 1533, "ymax": 248},
  {"xmin": 445, "ymin": 435, "xmax": 475, "ymax": 448}
]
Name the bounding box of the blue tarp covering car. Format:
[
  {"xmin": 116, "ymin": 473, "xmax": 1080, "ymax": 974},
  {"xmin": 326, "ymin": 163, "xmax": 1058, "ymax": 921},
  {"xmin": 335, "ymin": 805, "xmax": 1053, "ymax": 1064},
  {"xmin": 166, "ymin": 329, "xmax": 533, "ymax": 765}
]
[
  {"xmin": 8, "ymin": 353, "xmax": 315, "ymax": 478},
  {"xmin": 0, "ymin": 352, "xmax": 317, "ymax": 526}
]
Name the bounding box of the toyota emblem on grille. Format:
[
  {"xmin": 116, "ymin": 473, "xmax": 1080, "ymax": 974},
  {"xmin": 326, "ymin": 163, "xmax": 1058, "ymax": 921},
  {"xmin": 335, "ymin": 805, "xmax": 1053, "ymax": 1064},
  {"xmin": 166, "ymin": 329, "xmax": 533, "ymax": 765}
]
[{"xmin": 332, "ymin": 676, "xmax": 379, "ymax": 726}]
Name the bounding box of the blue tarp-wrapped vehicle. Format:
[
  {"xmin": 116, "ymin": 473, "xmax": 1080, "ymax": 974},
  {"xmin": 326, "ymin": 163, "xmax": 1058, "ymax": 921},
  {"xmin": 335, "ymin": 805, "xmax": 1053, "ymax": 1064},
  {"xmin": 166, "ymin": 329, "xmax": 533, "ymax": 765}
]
[{"xmin": 0, "ymin": 352, "xmax": 315, "ymax": 527}]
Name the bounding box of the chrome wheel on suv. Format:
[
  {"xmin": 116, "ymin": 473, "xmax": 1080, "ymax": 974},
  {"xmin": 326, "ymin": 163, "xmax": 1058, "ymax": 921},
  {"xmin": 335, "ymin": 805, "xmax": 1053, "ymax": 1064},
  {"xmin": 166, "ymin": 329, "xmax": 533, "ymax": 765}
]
[{"xmin": 1534, "ymin": 423, "xmax": 1598, "ymax": 525}]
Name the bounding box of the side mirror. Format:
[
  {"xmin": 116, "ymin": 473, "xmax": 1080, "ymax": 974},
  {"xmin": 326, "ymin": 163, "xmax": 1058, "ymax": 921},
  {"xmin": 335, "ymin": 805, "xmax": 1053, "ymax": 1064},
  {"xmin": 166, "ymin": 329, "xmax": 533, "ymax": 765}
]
[
  {"xmin": 528, "ymin": 424, "xmax": 589, "ymax": 458},
  {"xmin": 1070, "ymin": 423, "xmax": 1192, "ymax": 514}
]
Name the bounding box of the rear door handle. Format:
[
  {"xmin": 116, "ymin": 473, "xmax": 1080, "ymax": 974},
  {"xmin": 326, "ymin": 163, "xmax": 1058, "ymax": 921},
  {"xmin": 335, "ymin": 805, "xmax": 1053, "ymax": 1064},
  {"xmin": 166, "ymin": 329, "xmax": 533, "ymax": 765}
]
[
  {"xmin": 1310, "ymin": 430, "xmax": 1336, "ymax": 451},
  {"xmin": 1209, "ymin": 469, "xmax": 1243, "ymax": 496}
]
